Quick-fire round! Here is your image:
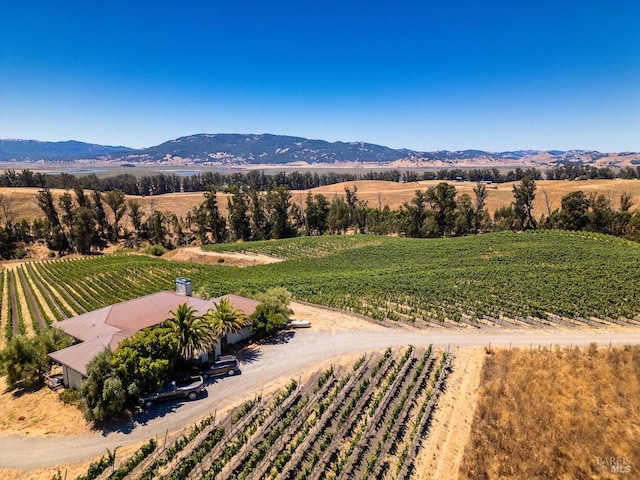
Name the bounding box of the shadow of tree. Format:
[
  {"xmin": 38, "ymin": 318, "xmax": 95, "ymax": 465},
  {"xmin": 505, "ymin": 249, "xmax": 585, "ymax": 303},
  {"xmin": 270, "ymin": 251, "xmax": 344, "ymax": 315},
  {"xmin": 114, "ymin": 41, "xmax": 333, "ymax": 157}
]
[
  {"xmin": 99, "ymin": 389, "xmax": 209, "ymax": 435},
  {"xmin": 237, "ymin": 345, "xmax": 261, "ymax": 364},
  {"xmin": 259, "ymin": 330, "xmax": 295, "ymax": 345}
]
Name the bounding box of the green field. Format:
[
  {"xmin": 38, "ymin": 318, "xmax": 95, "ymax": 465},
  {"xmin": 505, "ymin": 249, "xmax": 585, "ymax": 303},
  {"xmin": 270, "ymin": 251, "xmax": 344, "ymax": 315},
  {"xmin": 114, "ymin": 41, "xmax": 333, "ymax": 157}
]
[{"xmin": 3, "ymin": 230, "xmax": 640, "ymax": 335}]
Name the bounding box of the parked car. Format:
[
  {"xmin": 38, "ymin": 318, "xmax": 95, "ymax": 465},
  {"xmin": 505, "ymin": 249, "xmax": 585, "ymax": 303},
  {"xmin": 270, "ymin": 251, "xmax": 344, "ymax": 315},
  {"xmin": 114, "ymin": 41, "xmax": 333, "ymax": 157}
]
[
  {"xmin": 203, "ymin": 355, "xmax": 240, "ymax": 377},
  {"xmin": 140, "ymin": 375, "xmax": 204, "ymax": 408}
]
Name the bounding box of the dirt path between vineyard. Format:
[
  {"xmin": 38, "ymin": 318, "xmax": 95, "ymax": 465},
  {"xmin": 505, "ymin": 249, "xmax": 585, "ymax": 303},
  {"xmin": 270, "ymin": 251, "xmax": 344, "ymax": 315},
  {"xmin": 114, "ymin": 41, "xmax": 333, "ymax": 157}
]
[
  {"xmin": 2, "ymin": 302, "xmax": 640, "ymax": 478},
  {"xmin": 414, "ymin": 346, "xmax": 485, "ymax": 479},
  {"xmin": 162, "ymin": 246, "xmax": 284, "ymax": 267}
]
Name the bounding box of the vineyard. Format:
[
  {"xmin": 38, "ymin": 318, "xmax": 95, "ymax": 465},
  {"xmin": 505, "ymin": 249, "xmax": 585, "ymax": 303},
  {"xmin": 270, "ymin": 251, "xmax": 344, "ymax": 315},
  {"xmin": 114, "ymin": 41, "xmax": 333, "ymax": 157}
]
[
  {"xmin": 1, "ymin": 231, "xmax": 640, "ymax": 342},
  {"xmin": 73, "ymin": 346, "xmax": 449, "ymax": 480}
]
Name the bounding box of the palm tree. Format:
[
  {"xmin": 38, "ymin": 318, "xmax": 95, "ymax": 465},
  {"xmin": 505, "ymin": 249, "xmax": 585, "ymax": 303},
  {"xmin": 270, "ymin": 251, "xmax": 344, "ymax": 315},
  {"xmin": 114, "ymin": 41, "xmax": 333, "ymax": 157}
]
[
  {"xmin": 204, "ymin": 297, "xmax": 247, "ymax": 338},
  {"xmin": 164, "ymin": 303, "xmax": 215, "ymax": 361}
]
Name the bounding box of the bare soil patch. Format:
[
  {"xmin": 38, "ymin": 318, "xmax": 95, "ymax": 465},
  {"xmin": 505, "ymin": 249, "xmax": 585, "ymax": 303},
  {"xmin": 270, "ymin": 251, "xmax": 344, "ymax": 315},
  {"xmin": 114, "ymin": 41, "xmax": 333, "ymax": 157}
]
[
  {"xmin": 162, "ymin": 246, "xmax": 283, "ymax": 267},
  {"xmin": 289, "ymin": 301, "xmax": 389, "ymax": 332},
  {"xmin": 413, "ymin": 346, "xmax": 485, "ymax": 480}
]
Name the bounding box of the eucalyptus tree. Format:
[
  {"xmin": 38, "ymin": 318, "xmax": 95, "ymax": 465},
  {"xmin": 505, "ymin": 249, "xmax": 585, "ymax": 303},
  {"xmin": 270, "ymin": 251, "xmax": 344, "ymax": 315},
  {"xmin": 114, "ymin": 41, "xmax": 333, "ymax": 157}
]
[
  {"xmin": 473, "ymin": 182, "xmax": 489, "ymax": 234},
  {"xmin": 513, "ymin": 176, "xmax": 537, "ymax": 230},
  {"xmin": 427, "ymin": 182, "xmax": 457, "ymax": 236},
  {"xmin": 127, "ymin": 199, "xmax": 144, "ymax": 239},
  {"xmin": 227, "ymin": 186, "xmax": 251, "ymax": 241},
  {"xmin": 104, "ymin": 189, "xmax": 127, "ymax": 242}
]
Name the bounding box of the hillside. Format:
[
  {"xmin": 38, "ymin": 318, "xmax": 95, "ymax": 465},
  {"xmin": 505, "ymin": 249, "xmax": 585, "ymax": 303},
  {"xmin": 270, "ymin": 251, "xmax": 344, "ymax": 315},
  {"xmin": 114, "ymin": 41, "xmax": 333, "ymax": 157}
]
[
  {"xmin": 1, "ymin": 134, "xmax": 638, "ymax": 167},
  {"xmin": 3, "ymin": 179, "xmax": 640, "ymax": 229},
  {"xmin": 0, "ymin": 139, "xmax": 130, "ymax": 161}
]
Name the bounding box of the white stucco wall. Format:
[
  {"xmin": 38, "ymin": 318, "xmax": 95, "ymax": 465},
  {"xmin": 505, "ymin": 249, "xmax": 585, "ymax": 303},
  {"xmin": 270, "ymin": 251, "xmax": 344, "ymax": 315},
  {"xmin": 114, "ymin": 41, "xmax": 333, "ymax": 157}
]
[{"xmin": 226, "ymin": 326, "xmax": 253, "ymax": 345}]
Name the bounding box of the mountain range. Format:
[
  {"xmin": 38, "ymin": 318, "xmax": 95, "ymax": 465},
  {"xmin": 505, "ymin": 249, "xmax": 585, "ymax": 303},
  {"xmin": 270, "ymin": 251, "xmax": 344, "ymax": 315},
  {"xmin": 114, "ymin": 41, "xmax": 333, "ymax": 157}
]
[{"xmin": 1, "ymin": 134, "xmax": 638, "ymax": 168}]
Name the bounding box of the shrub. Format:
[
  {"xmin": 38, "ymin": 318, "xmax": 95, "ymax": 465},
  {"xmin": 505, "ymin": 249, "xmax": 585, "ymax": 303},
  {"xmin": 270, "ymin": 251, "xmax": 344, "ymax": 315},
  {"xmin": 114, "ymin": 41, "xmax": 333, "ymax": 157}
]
[
  {"xmin": 249, "ymin": 304, "xmax": 287, "ymax": 338},
  {"xmin": 145, "ymin": 244, "xmax": 167, "ymax": 256},
  {"xmin": 59, "ymin": 388, "xmax": 82, "ymax": 405},
  {"xmin": 15, "ymin": 248, "xmax": 27, "ymax": 259},
  {"xmin": 0, "ymin": 329, "xmax": 72, "ymax": 389}
]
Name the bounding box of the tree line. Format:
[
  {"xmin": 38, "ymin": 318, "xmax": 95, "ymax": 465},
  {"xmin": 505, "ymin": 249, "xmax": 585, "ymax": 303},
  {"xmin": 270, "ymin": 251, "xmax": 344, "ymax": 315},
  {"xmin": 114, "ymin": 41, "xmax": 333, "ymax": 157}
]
[
  {"xmin": 2, "ymin": 175, "xmax": 640, "ymax": 259},
  {"xmin": 0, "ymin": 166, "xmax": 546, "ymax": 195}
]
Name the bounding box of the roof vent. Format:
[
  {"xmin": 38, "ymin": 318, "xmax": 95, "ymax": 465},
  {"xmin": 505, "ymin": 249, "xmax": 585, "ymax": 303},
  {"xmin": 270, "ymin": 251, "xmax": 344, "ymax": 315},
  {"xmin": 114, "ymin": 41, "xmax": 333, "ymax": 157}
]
[{"xmin": 175, "ymin": 278, "xmax": 192, "ymax": 297}]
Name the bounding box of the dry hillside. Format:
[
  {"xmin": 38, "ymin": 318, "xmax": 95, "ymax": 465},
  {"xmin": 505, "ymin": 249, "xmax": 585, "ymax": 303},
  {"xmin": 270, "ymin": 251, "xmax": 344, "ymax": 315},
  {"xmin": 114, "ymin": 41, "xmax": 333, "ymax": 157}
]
[{"xmin": 2, "ymin": 179, "xmax": 640, "ymax": 226}]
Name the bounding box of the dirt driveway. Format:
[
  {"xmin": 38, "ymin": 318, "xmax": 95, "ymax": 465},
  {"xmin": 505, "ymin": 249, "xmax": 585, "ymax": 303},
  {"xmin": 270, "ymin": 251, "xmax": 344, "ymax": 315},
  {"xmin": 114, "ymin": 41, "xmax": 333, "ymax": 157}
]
[{"xmin": 2, "ymin": 302, "xmax": 640, "ymax": 475}]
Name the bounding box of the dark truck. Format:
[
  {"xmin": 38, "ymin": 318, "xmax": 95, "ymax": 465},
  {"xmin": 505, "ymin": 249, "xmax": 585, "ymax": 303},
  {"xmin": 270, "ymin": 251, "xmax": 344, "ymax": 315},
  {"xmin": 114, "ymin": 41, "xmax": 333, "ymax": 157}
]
[{"xmin": 140, "ymin": 375, "xmax": 205, "ymax": 408}]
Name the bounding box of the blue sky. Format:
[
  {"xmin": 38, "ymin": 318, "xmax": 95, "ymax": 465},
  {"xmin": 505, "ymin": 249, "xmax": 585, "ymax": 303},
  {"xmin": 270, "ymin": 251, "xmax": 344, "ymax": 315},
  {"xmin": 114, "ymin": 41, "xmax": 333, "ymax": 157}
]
[{"xmin": 1, "ymin": 1, "xmax": 639, "ymax": 151}]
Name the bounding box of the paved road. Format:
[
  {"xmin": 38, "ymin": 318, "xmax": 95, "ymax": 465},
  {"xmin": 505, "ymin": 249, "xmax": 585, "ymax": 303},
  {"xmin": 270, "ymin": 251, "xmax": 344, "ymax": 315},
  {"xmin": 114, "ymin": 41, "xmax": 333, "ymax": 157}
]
[{"xmin": 2, "ymin": 326, "xmax": 640, "ymax": 471}]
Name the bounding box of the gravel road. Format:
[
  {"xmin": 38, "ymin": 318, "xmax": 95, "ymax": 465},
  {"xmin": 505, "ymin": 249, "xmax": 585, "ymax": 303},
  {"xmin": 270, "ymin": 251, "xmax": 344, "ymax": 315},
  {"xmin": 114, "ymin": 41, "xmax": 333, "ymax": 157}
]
[{"xmin": 2, "ymin": 325, "xmax": 640, "ymax": 471}]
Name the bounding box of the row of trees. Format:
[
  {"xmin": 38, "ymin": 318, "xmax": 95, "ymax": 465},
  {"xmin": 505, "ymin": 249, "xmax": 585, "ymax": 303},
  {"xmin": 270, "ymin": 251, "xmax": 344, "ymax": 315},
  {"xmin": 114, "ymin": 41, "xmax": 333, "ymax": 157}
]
[
  {"xmin": 1, "ymin": 165, "xmax": 563, "ymax": 195},
  {"xmin": 3, "ymin": 177, "xmax": 640, "ymax": 259},
  {"xmin": 545, "ymin": 164, "xmax": 640, "ymax": 181}
]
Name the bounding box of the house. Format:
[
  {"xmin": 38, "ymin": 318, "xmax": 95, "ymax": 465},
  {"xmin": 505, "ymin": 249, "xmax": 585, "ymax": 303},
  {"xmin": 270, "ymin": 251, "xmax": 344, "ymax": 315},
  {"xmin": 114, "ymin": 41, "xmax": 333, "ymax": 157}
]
[{"xmin": 48, "ymin": 279, "xmax": 259, "ymax": 388}]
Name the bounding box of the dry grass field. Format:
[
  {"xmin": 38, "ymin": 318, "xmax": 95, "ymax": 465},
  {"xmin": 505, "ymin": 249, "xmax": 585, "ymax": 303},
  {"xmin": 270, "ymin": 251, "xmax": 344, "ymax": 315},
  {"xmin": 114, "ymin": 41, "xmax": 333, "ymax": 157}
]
[
  {"xmin": 2, "ymin": 179, "xmax": 640, "ymax": 226},
  {"xmin": 460, "ymin": 345, "xmax": 640, "ymax": 479}
]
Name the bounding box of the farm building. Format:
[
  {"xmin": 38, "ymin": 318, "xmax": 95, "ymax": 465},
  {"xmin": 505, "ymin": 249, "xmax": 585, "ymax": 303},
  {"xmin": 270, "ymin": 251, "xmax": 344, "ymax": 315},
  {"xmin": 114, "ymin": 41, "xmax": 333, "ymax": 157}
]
[{"xmin": 48, "ymin": 279, "xmax": 259, "ymax": 388}]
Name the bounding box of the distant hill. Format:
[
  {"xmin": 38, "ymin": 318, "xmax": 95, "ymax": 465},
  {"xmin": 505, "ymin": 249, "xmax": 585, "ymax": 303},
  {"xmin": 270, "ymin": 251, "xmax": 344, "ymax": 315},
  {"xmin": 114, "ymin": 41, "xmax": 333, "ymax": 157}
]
[
  {"xmin": 110, "ymin": 133, "xmax": 412, "ymax": 164},
  {"xmin": 1, "ymin": 134, "xmax": 638, "ymax": 168},
  {"xmin": 0, "ymin": 139, "xmax": 131, "ymax": 161}
]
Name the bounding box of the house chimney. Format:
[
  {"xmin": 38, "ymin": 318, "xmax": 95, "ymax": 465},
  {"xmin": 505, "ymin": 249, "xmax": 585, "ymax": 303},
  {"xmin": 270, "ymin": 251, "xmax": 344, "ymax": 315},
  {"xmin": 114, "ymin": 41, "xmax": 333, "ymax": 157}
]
[{"xmin": 175, "ymin": 278, "xmax": 192, "ymax": 296}]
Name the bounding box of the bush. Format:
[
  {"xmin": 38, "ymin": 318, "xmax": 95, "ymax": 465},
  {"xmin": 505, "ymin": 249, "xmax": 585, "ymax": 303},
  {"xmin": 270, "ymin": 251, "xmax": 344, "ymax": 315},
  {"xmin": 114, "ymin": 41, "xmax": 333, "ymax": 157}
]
[
  {"xmin": 0, "ymin": 329, "xmax": 72, "ymax": 389},
  {"xmin": 59, "ymin": 388, "xmax": 82, "ymax": 405},
  {"xmin": 80, "ymin": 327, "xmax": 178, "ymax": 421},
  {"xmin": 15, "ymin": 248, "xmax": 27, "ymax": 259},
  {"xmin": 241, "ymin": 287, "xmax": 293, "ymax": 339},
  {"xmin": 253, "ymin": 287, "xmax": 294, "ymax": 317},
  {"xmin": 250, "ymin": 304, "xmax": 287, "ymax": 338},
  {"xmin": 80, "ymin": 349, "xmax": 127, "ymax": 421},
  {"xmin": 145, "ymin": 244, "xmax": 168, "ymax": 256}
]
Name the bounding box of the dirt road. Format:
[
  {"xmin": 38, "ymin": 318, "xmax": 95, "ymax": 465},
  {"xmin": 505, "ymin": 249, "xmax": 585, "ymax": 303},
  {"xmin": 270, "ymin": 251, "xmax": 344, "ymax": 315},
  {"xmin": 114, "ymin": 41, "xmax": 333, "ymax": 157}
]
[{"xmin": 2, "ymin": 311, "xmax": 640, "ymax": 473}]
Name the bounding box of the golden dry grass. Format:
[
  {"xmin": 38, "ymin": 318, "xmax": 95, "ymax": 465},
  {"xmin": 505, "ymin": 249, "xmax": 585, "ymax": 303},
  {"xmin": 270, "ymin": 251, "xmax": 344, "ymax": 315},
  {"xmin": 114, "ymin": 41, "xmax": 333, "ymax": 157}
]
[
  {"xmin": 309, "ymin": 179, "xmax": 640, "ymax": 216},
  {"xmin": 459, "ymin": 345, "xmax": 640, "ymax": 479},
  {"xmin": 0, "ymin": 376, "xmax": 91, "ymax": 436},
  {"xmin": 2, "ymin": 180, "xmax": 639, "ymax": 228}
]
